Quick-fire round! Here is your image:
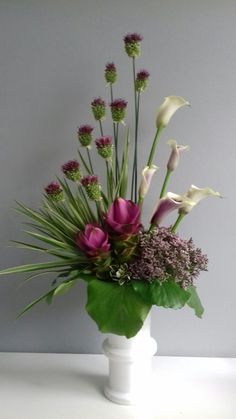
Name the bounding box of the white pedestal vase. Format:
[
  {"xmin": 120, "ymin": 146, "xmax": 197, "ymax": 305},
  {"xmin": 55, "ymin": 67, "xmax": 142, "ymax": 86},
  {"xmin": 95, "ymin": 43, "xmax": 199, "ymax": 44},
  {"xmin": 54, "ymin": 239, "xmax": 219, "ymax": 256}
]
[{"xmin": 102, "ymin": 312, "xmax": 157, "ymax": 405}]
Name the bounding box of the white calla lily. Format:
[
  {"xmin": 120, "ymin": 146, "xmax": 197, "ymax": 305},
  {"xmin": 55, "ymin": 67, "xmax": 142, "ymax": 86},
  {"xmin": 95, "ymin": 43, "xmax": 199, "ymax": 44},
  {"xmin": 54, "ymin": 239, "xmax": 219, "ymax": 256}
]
[
  {"xmin": 167, "ymin": 139, "xmax": 189, "ymax": 171},
  {"xmin": 156, "ymin": 96, "xmax": 190, "ymax": 129},
  {"xmin": 180, "ymin": 185, "xmax": 221, "ymax": 214},
  {"xmin": 138, "ymin": 165, "xmax": 158, "ymax": 200}
]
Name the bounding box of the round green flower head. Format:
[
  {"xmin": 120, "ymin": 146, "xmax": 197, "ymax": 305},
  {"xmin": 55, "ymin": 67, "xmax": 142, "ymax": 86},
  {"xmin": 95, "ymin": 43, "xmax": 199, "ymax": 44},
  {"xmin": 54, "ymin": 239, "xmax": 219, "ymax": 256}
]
[
  {"xmin": 61, "ymin": 160, "xmax": 81, "ymax": 182},
  {"xmin": 110, "ymin": 99, "xmax": 127, "ymax": 123},
  {"xmin": 135, "ymin": 69, "xmax": 150, "ymax": 92},
  {"xmin": 105, "ymin": 62, "xmax": 117, "ymax": 84},
  {"xmin": 44, "ymin": 182, "xmax": 64, "ymax": 202},
  {"xmin": 95, "ymin": 136, "xmax": 113, "ymax": 160},
  {"xmin": 77, "ymin": 125, "xmax": 94, "ymax": 147},
  {"xmin": 81, "ymin": 175, "xmax": 101, "ymax": 201},
  {"xmin": 124, "ymin": 33, "xmax": 143, "ymax": 58},
  {"xmin": 91, "ymin": 97, "xmax": 106, "ymax": 121}
]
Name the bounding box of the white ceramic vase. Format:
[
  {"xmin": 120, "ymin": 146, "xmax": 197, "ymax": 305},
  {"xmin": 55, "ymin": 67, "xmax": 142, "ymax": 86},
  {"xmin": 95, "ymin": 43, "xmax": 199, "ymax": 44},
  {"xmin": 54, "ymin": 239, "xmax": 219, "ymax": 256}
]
[{"xmin": 102, "ymin": 312, "xmax": 157, "ymax": 405}]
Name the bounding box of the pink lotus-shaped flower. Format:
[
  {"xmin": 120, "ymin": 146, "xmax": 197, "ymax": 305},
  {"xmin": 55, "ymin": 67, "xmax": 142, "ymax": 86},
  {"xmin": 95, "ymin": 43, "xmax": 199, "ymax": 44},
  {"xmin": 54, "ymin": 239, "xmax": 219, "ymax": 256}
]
[
  {"xmin": 105, "ymin": 198, "xmax": 141, "ymax": 237},
  {"xmin": 75, "ymin": 224, "xmax": 110, "ymax": 258}
]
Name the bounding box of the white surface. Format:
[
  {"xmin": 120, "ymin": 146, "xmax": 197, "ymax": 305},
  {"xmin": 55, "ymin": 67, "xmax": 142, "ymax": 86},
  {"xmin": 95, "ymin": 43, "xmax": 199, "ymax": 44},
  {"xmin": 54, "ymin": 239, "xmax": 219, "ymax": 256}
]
[{"xmin": 0, "ymin": 353, "xmax": 235, "ymax": 419}]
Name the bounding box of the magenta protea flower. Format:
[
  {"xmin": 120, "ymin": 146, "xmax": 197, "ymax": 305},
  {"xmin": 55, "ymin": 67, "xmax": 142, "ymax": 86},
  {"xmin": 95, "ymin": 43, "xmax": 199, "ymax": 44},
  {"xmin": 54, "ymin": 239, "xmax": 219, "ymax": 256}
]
[
  {"xmin": 123, "ymin": 33, "xmax": 143, "ymax": 57},
  {"xmin": 75, "ymin": 224, "xmax": 110, "ymax": 259},
  {"xmin": 91, "ymin": 97, "xmax": 106, "ymax": 121},
  {"xmin": 110, "ymin": 98, "xmax": 127, "ymax": 123},
  {"xmin": 105, "ymin": 198, "xmax": 141, "ymax": 237},
  {"xmin": 135, "ymin": 69, "xmax": 150, "ymax": 92},
  {"xmin": 61, "ymin": 160, "xmax": 81, "ymax": 182},
  {"xmin": 77, "ymin": 124, "xmax": 94, "ymax": 147},
  {"xmin": 44, "ymin": 181, "xmax": 63, "ymax": 202},
  {"xmin": 105, "ymin": 62, "xmax": 117, "ymax": 84},
  {"xmin": 95, "ymin": 136, "xmax": 113, "ymax": 159},
  {"xmin": 81, "ymin": 175, "xmax": 101, "ymax": 201}
]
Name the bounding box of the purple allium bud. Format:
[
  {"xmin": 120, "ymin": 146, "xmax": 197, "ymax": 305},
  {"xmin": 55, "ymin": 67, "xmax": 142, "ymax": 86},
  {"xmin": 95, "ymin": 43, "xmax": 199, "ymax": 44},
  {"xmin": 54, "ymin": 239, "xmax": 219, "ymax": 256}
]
[
  {"xmin": 123, "ymin": 33, "xmax": 143, "ymax": 58},
  {"xmin": 95, "ymin": 136, "xmax": 113, "ymax": 159},
  {"xmin": 105, "ymin": 62, "xmax": 117, "ymax": 84},
  {"xmin": 44, "ymin": 181, "xmax": 63, "ymax": 202},
  {"xmin": 81, "ymin": 175, "xmax": 101, "ymax": 201},
  {"xmin": 61, "ymin": 160, "xmax": 81, "ymax": 182},
  {"xmin": 135, "ymin": 69, "xmax": 150, "ymax": 92},
  {"xmin": 77, "ymin": 124, "xmax": 94, "ymax": 147},
  {"xmin": 110, "ymin": 98, "xmax": 127, "ymax": 123},
  {"xmin": 91, "ymin": 97, "xmax": 106, "ymax": 121}
]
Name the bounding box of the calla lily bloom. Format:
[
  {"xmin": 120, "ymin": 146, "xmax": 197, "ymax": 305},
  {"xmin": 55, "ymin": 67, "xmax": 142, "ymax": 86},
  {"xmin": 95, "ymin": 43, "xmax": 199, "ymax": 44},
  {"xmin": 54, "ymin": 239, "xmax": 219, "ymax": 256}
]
[
  {"xmin": 167, "ymin": 139, "xmax": 189, "ymax": 172},
  {"xmin": 180, "ymin": 185, "xmax": 221, "ymax": 214},
  {"xmin": 156, "ymin": 96, "xmax": 190, "ymax": 129},
  {"xmin": 151, "ymin": 192, "xmax": 189, "ymax": 226},
  {"xmin": 138, "ymin": 165, "xmax": 158, "ymax": 200}
]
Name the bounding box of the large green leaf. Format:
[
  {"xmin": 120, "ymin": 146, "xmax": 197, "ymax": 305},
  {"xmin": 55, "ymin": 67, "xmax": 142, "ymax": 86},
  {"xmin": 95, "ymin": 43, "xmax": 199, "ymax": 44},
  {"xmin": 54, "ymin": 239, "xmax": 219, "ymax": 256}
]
[
  {"xmin": 132, "ymin": 279, "xmax": 190, "ymax": 309},
  {"xmin": 86, "ymin": 279, "xmax": 151, "ymax": 338},
  {"xmin": 186, "ymin": 285, "xmax": 204, "ymax": 318}
]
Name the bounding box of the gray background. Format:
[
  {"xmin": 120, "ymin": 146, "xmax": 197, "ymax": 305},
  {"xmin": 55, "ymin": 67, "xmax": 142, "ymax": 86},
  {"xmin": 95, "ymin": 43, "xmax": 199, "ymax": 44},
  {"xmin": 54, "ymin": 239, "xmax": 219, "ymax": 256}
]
[{"xmin": 0, "ymin": 0, "xmax": 235, "ymax": 356}]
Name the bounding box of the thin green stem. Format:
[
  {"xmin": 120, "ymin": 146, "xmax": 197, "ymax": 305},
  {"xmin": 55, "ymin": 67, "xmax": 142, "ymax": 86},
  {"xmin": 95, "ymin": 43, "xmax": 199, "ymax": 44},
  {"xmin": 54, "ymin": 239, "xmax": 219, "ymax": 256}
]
[
  {"xmin": 134, "ymin": 92, "xmax": 140, "ymax": 202},
  {"xmin": 131, "ymin": 57, "xmax": 138, "ymax": 202},
  {"xmin": 159, "ymin": 169, "xmax": 171, "ymax": 199},
  {"xmin": 99, "ymin": 120, "xmax": 104, "ymax": 136},
  {"xmin": 96, "ymin": 200, "xmax": 104, "ymax": 223},
  {"xmin": 147, "ymin": 126, "xmax": 163, "ymax": 167},
  {"xmin": 171, "ymin": 213, "xmax": 185, "ymax": 233},
  {"xmin": 86, "ymin": 148, "xmax": 94, "ymax": 173},
  {"xmin": 114, "ymin": 123, "xmax": 120, "ymax": 183},
  {"xmin": 106, "ymin": 160, "xmax": 113, "ymax": 202}
]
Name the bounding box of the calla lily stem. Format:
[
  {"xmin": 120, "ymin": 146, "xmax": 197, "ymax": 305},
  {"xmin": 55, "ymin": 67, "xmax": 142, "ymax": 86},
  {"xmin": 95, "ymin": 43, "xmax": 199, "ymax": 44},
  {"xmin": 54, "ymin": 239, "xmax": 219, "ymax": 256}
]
[
  {"xmin": 159, "ymin": 169, "xmax": 171, "ymax": 199},
  {"xmin": 147, "ymin": 126, "xmax": 162, "ymax": 167},
  {"xmin": 171, "ymin": 213, "xmax": 185, "ymax": 233}
]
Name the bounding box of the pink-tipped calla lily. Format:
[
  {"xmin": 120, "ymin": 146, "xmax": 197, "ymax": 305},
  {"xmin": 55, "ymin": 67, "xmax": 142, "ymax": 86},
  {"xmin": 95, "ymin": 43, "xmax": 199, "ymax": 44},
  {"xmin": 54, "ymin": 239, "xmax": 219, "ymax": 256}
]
[
  {"xmin": 138, "ymin": 165, "xmax": 158, "ymax": 200},
  {"xmin": 151, "ymin": 192, "xmax": 188, "ymax": 226},
  {"xmin": 180, "ymin": 185, "xmax": 221, "ymax": 214},
  {"xmin": 167, "ymin": 139, "xmax": 189, "ymax": 172},
  {"xmin": 156, "ymin": 96, "xmax": 190, "ymax": 129}
]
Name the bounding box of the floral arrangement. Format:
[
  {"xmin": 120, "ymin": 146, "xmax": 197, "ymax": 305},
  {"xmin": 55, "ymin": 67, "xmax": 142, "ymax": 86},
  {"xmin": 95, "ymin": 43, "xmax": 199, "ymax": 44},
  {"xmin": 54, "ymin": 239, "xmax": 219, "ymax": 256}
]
[{"xmin": 0, "ymin": 33, "xmax": 220, "ymax": 338}]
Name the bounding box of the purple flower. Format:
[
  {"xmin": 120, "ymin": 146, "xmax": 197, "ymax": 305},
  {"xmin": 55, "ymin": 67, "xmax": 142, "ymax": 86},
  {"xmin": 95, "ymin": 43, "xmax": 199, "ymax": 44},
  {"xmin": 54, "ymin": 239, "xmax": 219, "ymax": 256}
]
[
  {"xmin": 61, "ymin": 160, "xmax": 81, "ymax": 182},
  {"xmin": 105, "ymin": 62, "xmax": 117, "ymax": 84},
  {"xmin": 110, "ymin": 99, "xmax": 127, "ymax": 123},
  {"xmin": 81, "ymin": 175, "xmax": 101, "ymax": 201},
  {"xmin": 124, "ymin": 33, "xmax": 143, "ymax": 44},
  {"xmin": 44, "ymin": 181, "xmax": 63, "ymax": 202},
  {"xmin": 75, "ymin": 224, "xmax": 110, "ymax": 258},
  {"xmin": 123, "ymin": 33, "xmax": 143, "ymax": 58},
  {"xmin": 95, "ymin": 136, "xmax": 113, "ymax": 159},
  {"xmin": 91, "ymin": 98, "xmax": 106, "ymax": 121},
  {"xmin": 135, "ymin": 69, "xmax": 150, "ymax": 92},
  {"xmin": 77, "ymin": 124, "xmax": 94, "ymax": 147},
  {"xmin": 136, "ymin": 69, "xmax": 150, "ymax": 80},
  {"xmin": 128, "ymin": 228, "xmax": 208, "ymax": 287},
  {"xmin": 105, "ymin": 198, "xmax": 141, "ymax": 237}
]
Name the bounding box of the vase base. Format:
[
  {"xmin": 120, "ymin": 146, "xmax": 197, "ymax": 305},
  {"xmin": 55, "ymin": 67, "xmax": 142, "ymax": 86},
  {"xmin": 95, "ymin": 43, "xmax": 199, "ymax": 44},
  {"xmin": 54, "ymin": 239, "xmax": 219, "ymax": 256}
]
[{"xmin": 104, "ymin": 385, "xmax": 141, "ymax": 405}]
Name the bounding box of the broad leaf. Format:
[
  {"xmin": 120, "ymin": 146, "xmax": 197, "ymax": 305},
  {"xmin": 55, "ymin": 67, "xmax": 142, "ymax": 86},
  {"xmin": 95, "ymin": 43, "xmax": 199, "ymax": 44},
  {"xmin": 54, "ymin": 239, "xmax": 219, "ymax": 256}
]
[
  {"xmin": 132, "ymin": 279, "xmax": 190, "ymax": 309},
  {"xmin": 186, "ymin": 285, "xmax": 204, "ymax": 318},
  {"xmin": 86, "ymin": 279, "xmax": 151, "ymax": 338}
]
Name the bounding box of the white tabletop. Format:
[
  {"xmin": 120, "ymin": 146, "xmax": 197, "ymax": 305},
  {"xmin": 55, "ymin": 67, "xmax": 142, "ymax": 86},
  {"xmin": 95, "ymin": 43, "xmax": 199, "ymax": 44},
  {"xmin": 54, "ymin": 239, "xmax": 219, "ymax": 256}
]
[{"xmin": 0, "ymin": 352, "xmax": 235, "ymax": 419}]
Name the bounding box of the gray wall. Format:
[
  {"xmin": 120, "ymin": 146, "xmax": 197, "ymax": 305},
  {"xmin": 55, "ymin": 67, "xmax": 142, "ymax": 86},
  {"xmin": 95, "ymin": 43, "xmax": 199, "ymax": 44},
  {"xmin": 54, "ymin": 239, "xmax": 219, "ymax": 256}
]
[{"xmin": 0, "ymin": 0, "xmax": 235, "ymax": 356}]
